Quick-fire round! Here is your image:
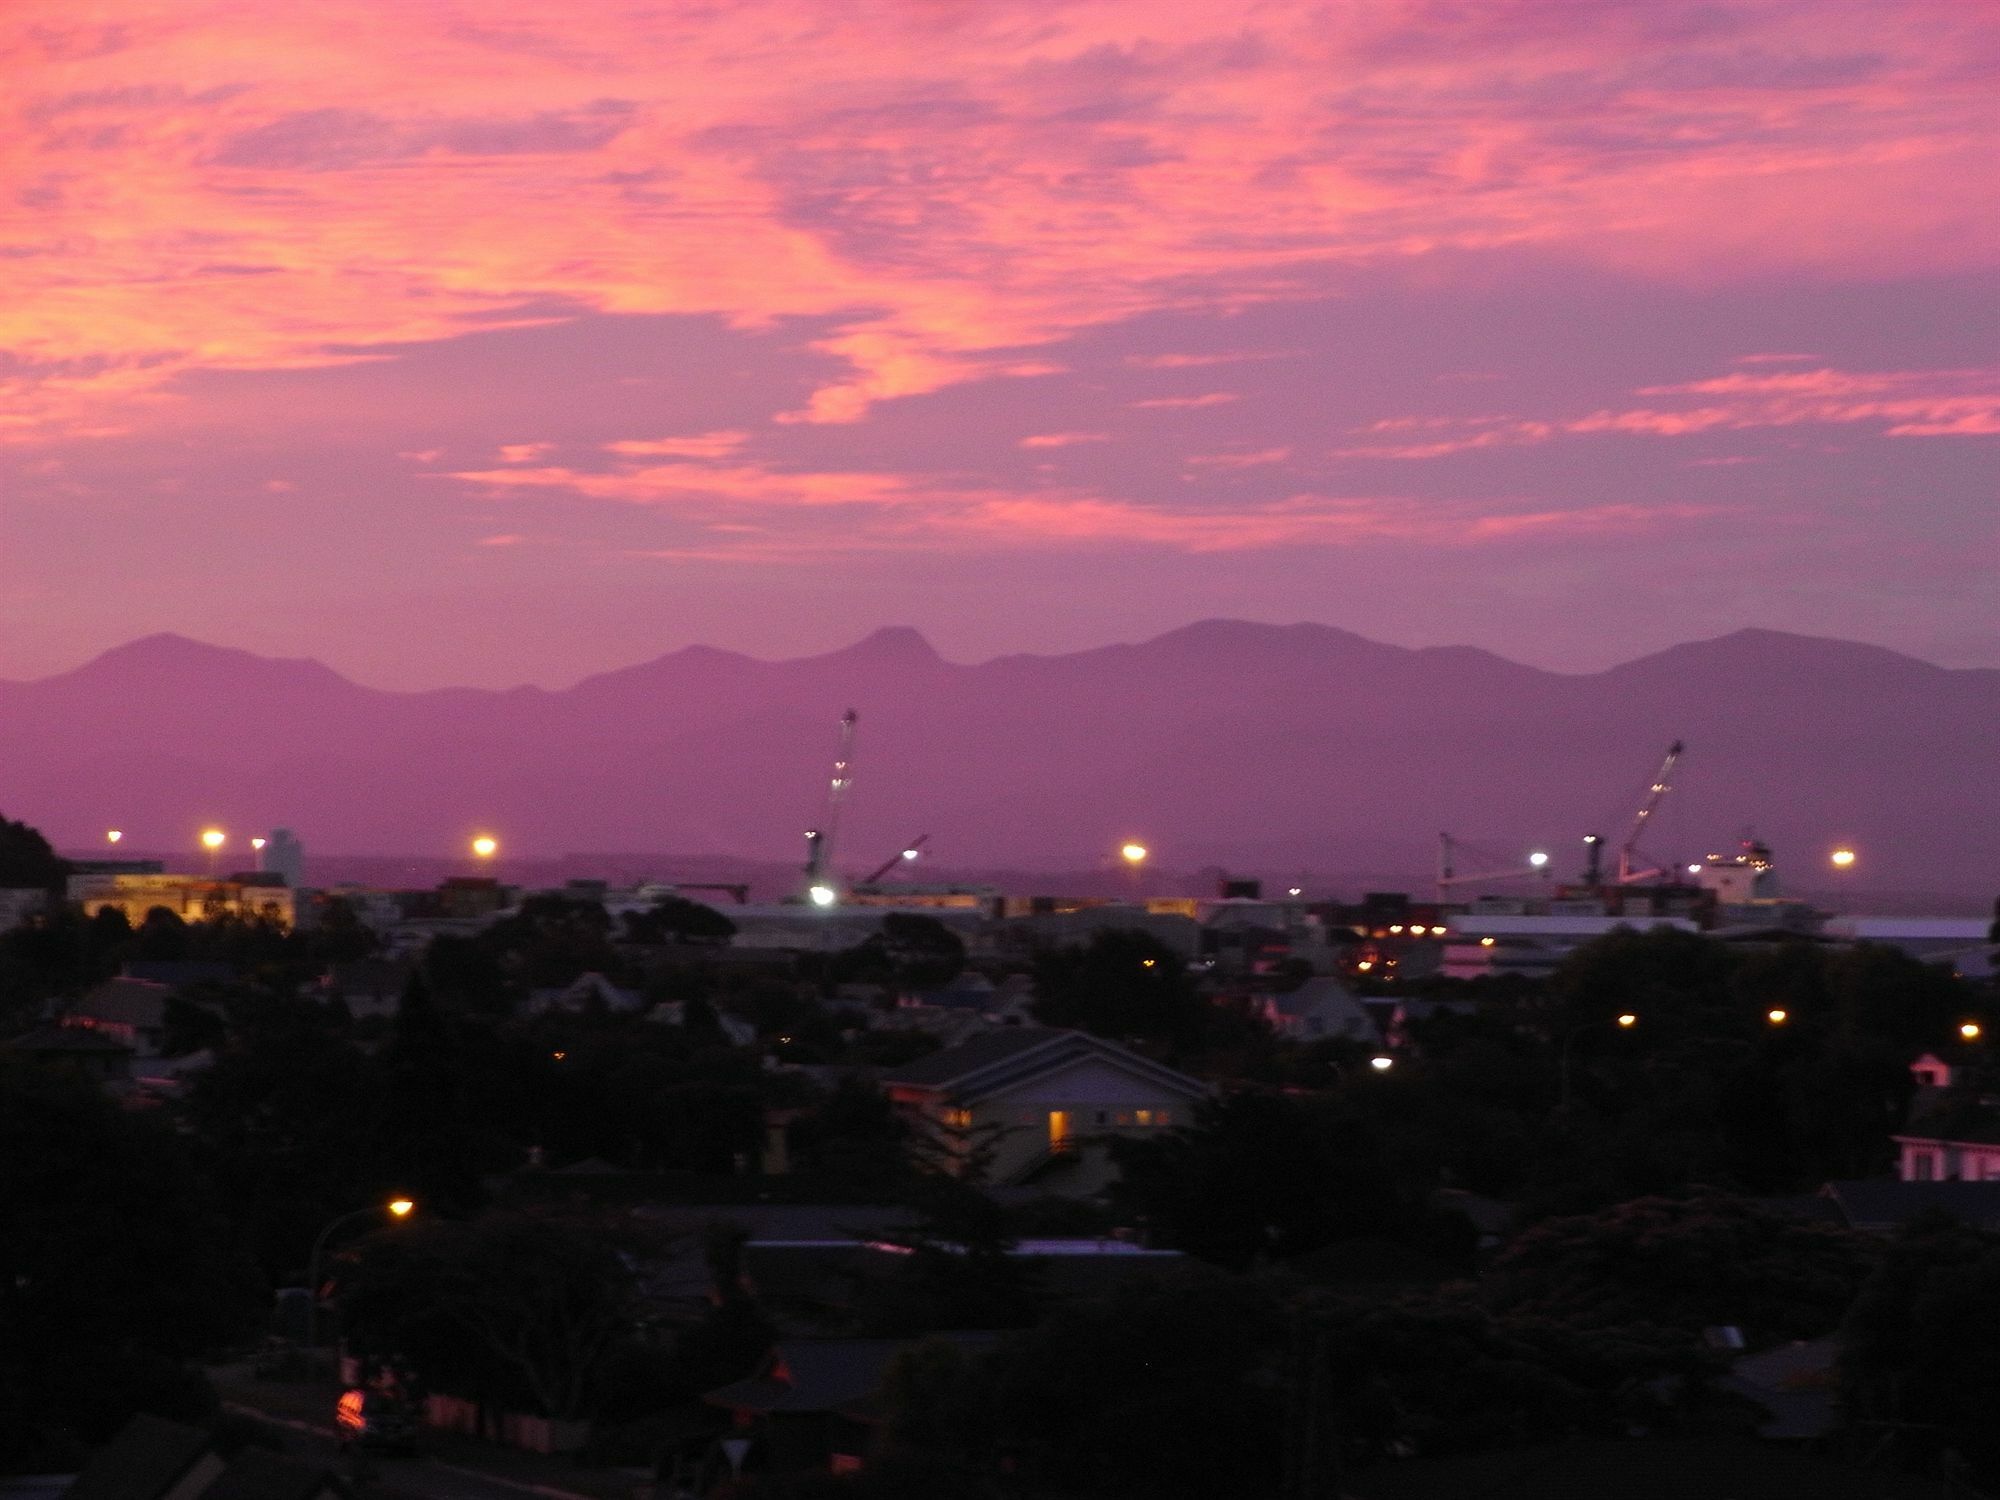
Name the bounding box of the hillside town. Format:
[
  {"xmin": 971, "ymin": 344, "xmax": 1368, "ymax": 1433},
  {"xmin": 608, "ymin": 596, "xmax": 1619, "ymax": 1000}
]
[{"xmin": 4, "ymin": 807, "xmax": 1998, "ymax": 1499}]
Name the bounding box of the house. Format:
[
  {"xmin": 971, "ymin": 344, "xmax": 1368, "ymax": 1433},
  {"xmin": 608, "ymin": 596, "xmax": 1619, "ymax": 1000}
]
[
  {"xmin": 64, "ymin": 978, "xmax": 176, "ymax": 1058},
  {"xmin": 6, "ymin": 1024, "xmax": 133, "ymax": 1084},
  {"xmin": 1893, "ymin": 1050, "xmax": 2000, "ymax": 1182},
  {"xmin": 878, "ymin": 1027, "xmax": 1209, "ymax": 1190},
  {"xmin": 1256, "ymin": 977, "xmax": 1380, "ymax": 1043},
  {"xmin": 705, "ymin": 1334, "xmax": 996, "ymax": 1477},
  {"xmin": 316, "ymin": 956, "xmax": 416, "ymax": 1019},
  {"xmin": 522, "ymin": 971, "xmax": 645, "ymax": 1016}
]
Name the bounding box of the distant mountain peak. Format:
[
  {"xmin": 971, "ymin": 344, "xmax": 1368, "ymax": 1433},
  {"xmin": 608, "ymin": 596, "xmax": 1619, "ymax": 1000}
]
[
  {"xmin": 835, "ymin": 626, "xmax": 942, "ymax": 663},
  {"xmin": 63, "ymin": 633, "xmax": 351, "ymax": 687}
]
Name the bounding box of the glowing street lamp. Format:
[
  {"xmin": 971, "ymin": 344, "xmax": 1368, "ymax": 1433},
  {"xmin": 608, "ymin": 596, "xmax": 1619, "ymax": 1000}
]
[
  {"xmin": 808, "ymin": 883, "xmax": 838, "ymax": 908},
  {"xmin": 106, "ymin": 829, "xmax": 123, "ymax": 845},
  {"xmin": 1528, "ymin": 851, "xmax": 1550, "ymax": 868},
  {"xmin": 1369, "ymin": 1055, "xmax": 1395, "ymax": 1073},
  {"xmin": 471, "ymin": 835, "xmax": 499, "ymax": 861},
  {"xmin": 200, "ymin": 828, "xmax": 225, "ymax": 876},
  {"xmin": 1830, "ymin": 848, "xmax": 1857, "ymax": 869},
  {"xmin": 1120, "ymin": 842, "xmax": 1148, "ymax": 866},
  {"xmin": 1766, "ymin": 1008, "xmax": 1789, "ymax": 1026},
  {"xmin": 1961, "ymin": 1022, "xmax": 1984, "ymax": 1043}
]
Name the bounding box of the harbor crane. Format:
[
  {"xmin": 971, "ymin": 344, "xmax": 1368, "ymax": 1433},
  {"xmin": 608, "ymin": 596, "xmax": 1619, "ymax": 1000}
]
[
  {"xmin": 801, "ymin": 709, "xmax": 857, "ymax": 904},
  {"xmin": 1580, "ymin": 739, "xmax": 1684, "ymax": 887},
  {"xmin": 1435, "ymin": 835, "xmax": 1552, "ymax": 900},
  {"xmin": 862, "ymin": 833, "xmax": 929, "ymax": 886}
]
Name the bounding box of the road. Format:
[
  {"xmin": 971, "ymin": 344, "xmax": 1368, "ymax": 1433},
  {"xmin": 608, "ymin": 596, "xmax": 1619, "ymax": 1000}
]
[{"xmin": 224, "ymin": 1405, "xmax": 640, "ymax": 1500}]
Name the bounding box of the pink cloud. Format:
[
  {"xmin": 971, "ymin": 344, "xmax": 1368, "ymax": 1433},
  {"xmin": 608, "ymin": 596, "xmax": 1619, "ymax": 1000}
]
[
  {"xmin": 1019, "ymin": 431, "xmax": 1109, "ymax": 449},
  {"xmin": 1338, "ymin": 365, "xmax": 2000, "ymax": 456},
  {"xmin": 604, "ymin": 430, "xmax": 749, "ymax": 458},
  {"xmin": 1130, "ymin": 392, "xmax": 1241, "ymax": 409}
]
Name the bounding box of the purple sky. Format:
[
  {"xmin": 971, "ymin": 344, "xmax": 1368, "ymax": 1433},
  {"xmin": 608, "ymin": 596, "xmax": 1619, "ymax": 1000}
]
[{"xmin": 2, "ymin": 0, "xmax": 1994, "ymax": 690}]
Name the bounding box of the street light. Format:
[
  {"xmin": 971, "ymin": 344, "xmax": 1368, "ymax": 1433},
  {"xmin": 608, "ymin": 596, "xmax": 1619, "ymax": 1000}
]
[
  {"xmin": 471, "ymin": 834, "xmax": 498, "ymax": 861},
  {"xmin": 304, "ymin": 1198, "xmax": 415, "ymax": 1352},
  {"xmin": 1559, "ymin": 1013, "xmax": 1637, "ymax": 1109},
  {"xmin": 201, "ymin": 828, "xmax": 225, "ymax": 877},
  {"xmin": 1961, "ymin": 1022, "xmax": 1984, "ymax": 1043},
  {"xmin": 106, "ymin": 829, "xmax": 123, "ymax": 845},
  {"xmin": 1830, "ymin": 848, "xmax": 1857, "ymax": 869},
  {"xmin": 1766, "ymin": 1008, "xmax": 1789, "ymax": 1026}
]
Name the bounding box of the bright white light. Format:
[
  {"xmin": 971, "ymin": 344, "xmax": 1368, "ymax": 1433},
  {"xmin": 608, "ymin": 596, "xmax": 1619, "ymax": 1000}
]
[
  {"xmin": 1687, "ymin": 864, "xmax": 1703, "ymax": 875},
  {"xmin": 1287, "ymin": 887, "xmax": 1303, "ymax": 897},
  {"xmin": 106, "ymin": 830, "xmax": 123, "ymax": 844},
  {"xmin": 200, "ymin": 829, "xmax": 226, "ymax": 851},
  {"xmin": 251, "ymin": 837, "xmax": 267, "ymax": 851},
  {"xmin": 1369, "ymin": 1055, "xmax": 1394, "ymax": 1072},
  {"xmin": 471, "ymin": 835, "xmax": 499, "ymax": 859},
  {"xmin": 808, "ymin": 884, "xmax": 837, "ymax": 907},
  {"xmin": 1528, "ymin": 851, "xmax": 1550, "ymax": 867},
  {"xmin": 901, "ymin": 848, "xmax": 920, "ymax": 861},
  {"xmin": 1120, "ymin": 842, "xmax": 1148, "ymax": 865},
  {"xmin": 1830, "ymin": 848, "xmax": 1857, "ymax": 868}
]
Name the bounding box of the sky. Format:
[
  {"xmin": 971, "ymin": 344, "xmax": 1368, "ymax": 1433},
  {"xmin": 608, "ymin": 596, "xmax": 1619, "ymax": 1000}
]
[{"xmin": 2, "ymin": 0, "xmax": 1995, "ymax": 691}]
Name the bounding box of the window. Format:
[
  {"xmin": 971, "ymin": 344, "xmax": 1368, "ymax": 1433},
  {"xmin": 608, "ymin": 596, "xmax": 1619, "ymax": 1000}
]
[{"xmin": 940, "ymin": 1107, "xmax": 973, "ymax": 1130}]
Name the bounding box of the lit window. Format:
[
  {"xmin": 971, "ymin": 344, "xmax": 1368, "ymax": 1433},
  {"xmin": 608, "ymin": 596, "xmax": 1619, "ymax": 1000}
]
[{"xmin": 1134, "ymin": 1110, "xmax": 1153, "ymax": 1126}]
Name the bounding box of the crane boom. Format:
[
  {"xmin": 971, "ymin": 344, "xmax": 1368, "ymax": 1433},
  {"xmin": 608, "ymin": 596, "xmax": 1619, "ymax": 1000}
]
[
  {"xmin": 863, "ymin": 833, "xmax": 929, "ymax": 887},
  {"xmin": 1616, "ymin": 739, "xmax": 1683, "ymax": 884}
]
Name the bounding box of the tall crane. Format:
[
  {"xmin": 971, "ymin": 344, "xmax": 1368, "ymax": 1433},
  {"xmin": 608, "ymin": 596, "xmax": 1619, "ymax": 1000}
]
[
  {"xmin": 863, "ymin": 833, "xmax": 929, "ymax": 887},
  {"xmin": 1435, "ymin": 834, "xmax": 1552, "ymax": 900},
  {"xmin": 801, "ymin": 709, "xmax": 857, "ymax": 903},
  {"xmin": 1580, "ymin": 739, "xmax": 1684, "ymax": 886}
]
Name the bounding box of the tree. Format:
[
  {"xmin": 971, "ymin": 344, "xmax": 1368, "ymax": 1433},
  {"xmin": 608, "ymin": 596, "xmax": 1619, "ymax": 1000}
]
[
  {"xmin": 1841, "ymin": 1215, "xmax": 2000, "ymax": 1488},
  {"xmin": 0, "ymin": 812, "xmax": 66, "ymax": 890},
  {"xmin": 0, "ymin": 1058, "xmax": 262, "ymax": 1462},
  {"xmin": 341, "ymin": 1214, "xmax": 636, "ymax": 1421},
  {"xmin": 1112, "ymin": 1090, "xmax": 1407, "ymax": 1271},
  {"xmin": 1483, "ymin": 1191, "xmax": 1876, "ymax": 1347},
  {"xmin": 626, "ymin": 895, "xmax": 737, "ymax": 946},
  {"xmin": 1031, "ymin": 929, "xmax": 1213, "ymax": 1053}
]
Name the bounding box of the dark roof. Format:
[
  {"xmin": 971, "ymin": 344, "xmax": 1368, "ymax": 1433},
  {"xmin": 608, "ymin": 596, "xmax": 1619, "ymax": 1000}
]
[
  {"xmin": 195, "ymin": 1450, "xmax": 340, "ymax": 1500},
  {"xmin": 877, "ymin": 1026, "xmax": 1067, "ymax": 1088},
  {"xmin": 120, "ymin": 961, "xmax": 239, "ymax": 987},
  {"xmin": 878, "ymin": 1026, "xmax": 1207, "ymax": 1104},
  {"xmin": 63, "ymin": 1415, "xmax": 214, "ymax": 1500},
  {"xmin": 705, "ymin": 1334, "xmax": 998, "ymax": 1417},
  {"xmin": 1342, "ymin": 1436, "xmax": 1959, "ymax": 1499},
  {"xmin": 1898, "ymin": 1091, "xmax": 2000, "ymax": 1146},
  {"xmin": 705, "ymin": 1339, "xmax": 909, "ymax": 1415},
  {"xmin": 1822, "ymin": 1179, "xmax": 2000, "ymax": 1231}
]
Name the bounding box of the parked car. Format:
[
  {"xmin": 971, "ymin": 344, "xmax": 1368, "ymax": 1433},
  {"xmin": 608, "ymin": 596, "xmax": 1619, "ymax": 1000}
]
[{"xmin": 335, "ymin": 1389, "xmax": 420, "ymax": 1453}]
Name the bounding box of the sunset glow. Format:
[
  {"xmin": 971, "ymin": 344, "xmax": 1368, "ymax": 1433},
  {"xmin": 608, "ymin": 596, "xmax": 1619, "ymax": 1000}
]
[{"xmin": 2, "ymin": 1, "xmax": 1993, "ymax": 688}]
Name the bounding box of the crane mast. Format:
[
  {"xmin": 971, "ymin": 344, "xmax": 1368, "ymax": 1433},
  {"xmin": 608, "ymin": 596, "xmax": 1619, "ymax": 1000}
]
[{"xmin": 802, "ymin": 709, "xmax": 857, "ymax": 898}]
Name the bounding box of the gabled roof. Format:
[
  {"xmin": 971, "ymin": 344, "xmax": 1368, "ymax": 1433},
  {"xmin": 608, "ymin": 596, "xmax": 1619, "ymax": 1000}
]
[
  {"xmin": 878, "ymin": 1026, "xmax": 1207, "ymax": 1104},
  {"xmin": 71, "ymin": 979, "xmax": 172, "ymax": 1027},
  {"xmin": 63, "ymin": 1415, "xmax": 214, "ymax": 1500}
]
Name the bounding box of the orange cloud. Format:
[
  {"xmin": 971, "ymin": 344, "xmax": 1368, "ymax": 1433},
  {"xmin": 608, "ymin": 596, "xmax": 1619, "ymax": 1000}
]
[{"xmin": 5, "ymin": 0, "xmax": 1989, "ymax": 441}]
